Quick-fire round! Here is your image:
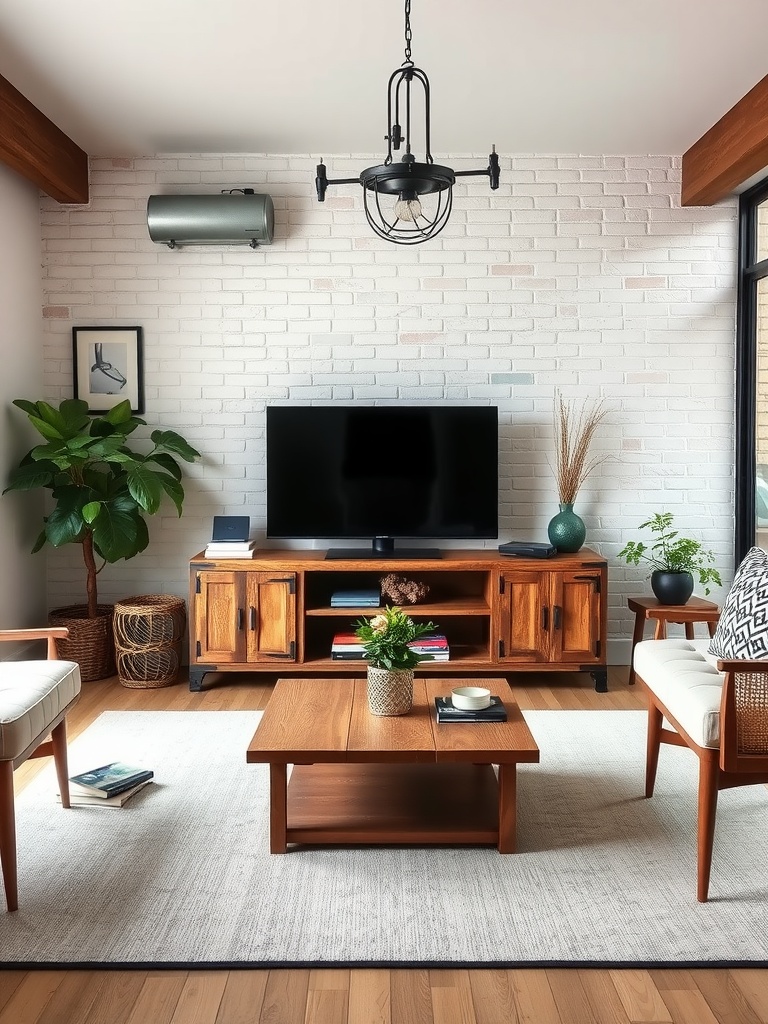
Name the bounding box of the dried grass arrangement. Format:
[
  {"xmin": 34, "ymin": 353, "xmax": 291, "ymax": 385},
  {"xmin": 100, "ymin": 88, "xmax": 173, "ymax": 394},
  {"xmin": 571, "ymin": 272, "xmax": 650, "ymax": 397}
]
[{"xmin": 552, "ymin": 392, "xmax": 610, "ymax": 504}]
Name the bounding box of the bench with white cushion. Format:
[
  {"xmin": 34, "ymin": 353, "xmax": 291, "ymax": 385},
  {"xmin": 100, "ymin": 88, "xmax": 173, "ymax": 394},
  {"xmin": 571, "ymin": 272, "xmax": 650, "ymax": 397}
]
[
  {"xmin": 633, "ymin": 635, "xmax": 768, "ymax": 901},
  {"xmin": 0, "ymin": 628, "xmax": 81, "ymax": 911}
]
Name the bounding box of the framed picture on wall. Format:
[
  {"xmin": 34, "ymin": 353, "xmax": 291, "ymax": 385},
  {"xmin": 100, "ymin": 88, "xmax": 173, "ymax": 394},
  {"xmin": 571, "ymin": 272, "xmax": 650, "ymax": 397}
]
[{"xmin": 72, "ymin": 326, "xmax": 144, "ymax": 414}]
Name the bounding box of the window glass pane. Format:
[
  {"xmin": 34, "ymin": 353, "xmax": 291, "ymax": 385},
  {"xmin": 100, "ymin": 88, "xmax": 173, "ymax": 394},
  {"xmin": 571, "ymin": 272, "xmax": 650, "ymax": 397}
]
[
  {"xmin": 758, "ymin": 200, "xmax": 768, "ymax": 262},
  {"xmin": 756, "ymin": 276, "xmax": 768, "ymax": 545}
]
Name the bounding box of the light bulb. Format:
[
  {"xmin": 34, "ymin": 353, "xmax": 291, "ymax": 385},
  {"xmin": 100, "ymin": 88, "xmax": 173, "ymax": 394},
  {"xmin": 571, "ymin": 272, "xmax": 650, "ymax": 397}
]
[{"xmin": 394, "ymin": 195, "xmax": 422, "ymax": 222}]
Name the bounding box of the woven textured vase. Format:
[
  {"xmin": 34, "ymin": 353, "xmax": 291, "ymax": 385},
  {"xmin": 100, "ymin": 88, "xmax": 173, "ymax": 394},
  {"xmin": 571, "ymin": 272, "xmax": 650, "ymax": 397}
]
[
  {"xmin": 366, "ymin": 666, "xmax": 414, "ymax": 716},
  {"xmin": 547, "ymin": 502, "xmax": 586, "ymax": 553}
]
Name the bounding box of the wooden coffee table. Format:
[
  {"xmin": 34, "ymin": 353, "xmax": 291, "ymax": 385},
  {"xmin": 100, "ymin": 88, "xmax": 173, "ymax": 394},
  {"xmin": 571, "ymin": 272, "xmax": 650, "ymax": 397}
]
[{"xmin": 246, "ymin": 676, "xmax": 539, "ymax": 854}]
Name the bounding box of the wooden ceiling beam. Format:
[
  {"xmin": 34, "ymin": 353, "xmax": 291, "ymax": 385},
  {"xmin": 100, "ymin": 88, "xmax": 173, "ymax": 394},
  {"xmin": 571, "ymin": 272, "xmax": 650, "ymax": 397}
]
[
  {"xmin": 682, "ymin": 75, "xmax": 768, "ymax": 207},
  {"xmin": 0, "ymin": 73, "xmax": 88, "ymax": 204}
]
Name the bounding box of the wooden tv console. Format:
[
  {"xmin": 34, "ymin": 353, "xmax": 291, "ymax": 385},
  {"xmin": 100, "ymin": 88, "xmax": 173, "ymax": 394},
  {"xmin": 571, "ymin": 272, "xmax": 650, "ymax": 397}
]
[{"xmin": 188, "ymin": 548, "xmax": 608, "ymax": 693}]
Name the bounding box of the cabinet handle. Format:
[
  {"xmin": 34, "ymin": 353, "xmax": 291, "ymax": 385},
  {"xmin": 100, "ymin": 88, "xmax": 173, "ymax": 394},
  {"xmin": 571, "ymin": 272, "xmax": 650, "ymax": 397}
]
[
  {"xmin": 541, "ymin": 606, "xmax": 549, "ymax": 631},
  {"xmin": 237, "ymin": 608, "xmax": 244, "ymax": 631},
  {"xmin": 249, "ymin": 606, "xmax": 256, "ymax": 631},
  {"xmin": 553, "ymin": 605, "xmax": 562, "ymax": 630}
]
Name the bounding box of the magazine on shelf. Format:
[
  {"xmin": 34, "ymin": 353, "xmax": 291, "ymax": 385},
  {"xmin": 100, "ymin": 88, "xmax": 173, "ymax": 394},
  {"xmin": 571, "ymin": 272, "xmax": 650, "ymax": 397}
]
[
  {"xmin": 57, "ymin": 778, "xmax": 153, "ymax": 807},
  {"xmin": 69, "ymin": 762, "xmax": 154, "ymax": 798},
  {"xmin": 330, "ymin": 589, "xmax": 381, "ymax": 607}
]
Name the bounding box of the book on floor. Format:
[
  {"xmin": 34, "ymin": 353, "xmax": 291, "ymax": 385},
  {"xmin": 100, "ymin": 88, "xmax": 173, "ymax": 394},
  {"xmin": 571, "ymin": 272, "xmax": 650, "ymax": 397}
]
[
  {"xmin": 434, "ymin": 696, "xmax": 507, "ymax": 723},
  {"xmin": 69, "ymin": 761, "xmax": 154, "ymax": 798},
  {"xmin": 57, "ymin": 778, "xmax": 153, "ymax": 807}
]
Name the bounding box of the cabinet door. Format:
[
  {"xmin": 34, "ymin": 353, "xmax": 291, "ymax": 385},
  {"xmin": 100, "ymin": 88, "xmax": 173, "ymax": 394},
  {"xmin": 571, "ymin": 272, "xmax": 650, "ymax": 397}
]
[
  {"xmin": 550, "ymin": 570, "xmax": 602, "ymax": 664},
  {"xmin": 245, "ymin": 573, "xmax": 297, "ymax": 662},
  {"xmin": 193, "ymin": 571, "xmax": 247, "ymax": 664},
  {"xmin": 498, "ymin": 571, "xmax": 550, "ymax": 663}
]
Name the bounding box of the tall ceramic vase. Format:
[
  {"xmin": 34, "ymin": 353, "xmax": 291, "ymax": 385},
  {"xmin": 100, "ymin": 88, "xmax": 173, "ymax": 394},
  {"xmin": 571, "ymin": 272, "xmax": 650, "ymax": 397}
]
[
  {"xmin": 366, "ymin": 665, "xmax": 414, "ymax": 716},
  {"xmin": 547, "ymin": 502, "xmax": 586, "ymax": 553}
]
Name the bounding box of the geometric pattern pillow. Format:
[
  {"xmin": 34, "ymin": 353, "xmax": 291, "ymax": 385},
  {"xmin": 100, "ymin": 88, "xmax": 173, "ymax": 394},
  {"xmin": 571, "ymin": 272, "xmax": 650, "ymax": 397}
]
[{"xmin": 708, "ymin": 546, "xmax": 768, "ymax": 659}]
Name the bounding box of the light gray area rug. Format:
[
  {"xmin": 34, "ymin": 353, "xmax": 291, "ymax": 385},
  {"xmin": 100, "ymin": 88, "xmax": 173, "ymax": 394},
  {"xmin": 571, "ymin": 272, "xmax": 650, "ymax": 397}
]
[{"xmin": 1, "ymin": 709, "xmax": 767, "ymax": 967}]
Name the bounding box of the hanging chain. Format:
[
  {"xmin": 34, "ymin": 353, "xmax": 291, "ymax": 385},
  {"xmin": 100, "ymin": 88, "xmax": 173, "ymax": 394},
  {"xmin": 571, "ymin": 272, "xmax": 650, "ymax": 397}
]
[{"xmin": 403, "ymin": 0, "xmax": 413, "ymax": 66}]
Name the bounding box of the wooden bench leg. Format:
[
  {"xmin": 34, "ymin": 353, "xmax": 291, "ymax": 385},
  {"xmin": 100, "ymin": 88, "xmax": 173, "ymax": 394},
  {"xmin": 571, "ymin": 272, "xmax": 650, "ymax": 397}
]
[
  {"xmin": 697, "ymin": 753, "xmax": 719, "ymax": 903},
  {"xmin": 0, "ymin": 761, "xmax": 17, "ymax": 912},
  {"xmin": 645, "ymin": 702, "xmax": 663, "ymax": 798},
  {"xmin": 51, "ymin": 720, "xmax": 72, "ymax": 810}
]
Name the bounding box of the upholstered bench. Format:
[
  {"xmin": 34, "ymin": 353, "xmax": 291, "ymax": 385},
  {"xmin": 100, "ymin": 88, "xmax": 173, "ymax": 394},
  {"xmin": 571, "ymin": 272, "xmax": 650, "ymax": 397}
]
[
  {"xmin": 0, "ymin": 628, "xmax": 81, "ymax": 911},
  {"xmin": 633, "ymin": 634, "xmax": 768, "ymax": 901}
]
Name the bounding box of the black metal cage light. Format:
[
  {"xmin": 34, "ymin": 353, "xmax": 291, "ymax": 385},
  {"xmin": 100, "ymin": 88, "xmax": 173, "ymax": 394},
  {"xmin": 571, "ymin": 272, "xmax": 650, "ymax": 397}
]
[{"xmin": 315, "ymin": 0, "xmax": 500, "ymax": 245}]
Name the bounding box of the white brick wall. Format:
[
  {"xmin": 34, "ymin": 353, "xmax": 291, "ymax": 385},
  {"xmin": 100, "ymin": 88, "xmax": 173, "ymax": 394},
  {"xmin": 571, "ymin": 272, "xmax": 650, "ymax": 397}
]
[{"xmin": 38, "ymin": 153, "xmax": 738, "ymax": 661}]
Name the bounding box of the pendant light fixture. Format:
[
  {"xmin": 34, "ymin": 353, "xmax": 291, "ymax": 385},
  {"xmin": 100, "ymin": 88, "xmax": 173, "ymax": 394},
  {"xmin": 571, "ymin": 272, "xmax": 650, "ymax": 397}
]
[{"xmin": 314, "ymin": 0, "xmax": 500, "ymax": 245}]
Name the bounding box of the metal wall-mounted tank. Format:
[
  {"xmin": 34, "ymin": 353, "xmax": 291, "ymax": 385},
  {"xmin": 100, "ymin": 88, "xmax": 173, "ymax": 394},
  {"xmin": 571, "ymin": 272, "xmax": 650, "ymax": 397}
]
[{"xmin": 147, "ymin": 192, "xmax": 274, "ymax": 248}]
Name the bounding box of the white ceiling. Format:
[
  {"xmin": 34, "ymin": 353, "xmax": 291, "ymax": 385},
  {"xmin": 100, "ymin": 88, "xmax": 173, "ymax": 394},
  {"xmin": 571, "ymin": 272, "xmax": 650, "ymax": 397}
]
[{"xmin": 1, "ymin": 0, "xmax": 767, "ymax": 158}]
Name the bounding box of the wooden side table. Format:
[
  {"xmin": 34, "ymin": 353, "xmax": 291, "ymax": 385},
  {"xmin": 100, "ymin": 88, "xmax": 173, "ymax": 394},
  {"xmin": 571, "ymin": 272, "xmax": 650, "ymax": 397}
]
[{"xmin": 627, "ymin": 595, "xmax": 720, "ymax": 686}]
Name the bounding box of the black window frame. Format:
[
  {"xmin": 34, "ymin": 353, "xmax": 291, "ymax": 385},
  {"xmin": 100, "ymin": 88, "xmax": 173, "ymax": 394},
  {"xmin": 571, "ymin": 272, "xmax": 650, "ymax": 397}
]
[{"xmin": 735, "ymin": 176, "xmax": 768, "ymax": 562}]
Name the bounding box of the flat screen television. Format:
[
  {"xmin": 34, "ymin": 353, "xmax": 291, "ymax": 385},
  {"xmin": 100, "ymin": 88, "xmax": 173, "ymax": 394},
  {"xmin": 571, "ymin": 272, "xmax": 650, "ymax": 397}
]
[{"xmin": 266, "ymin": 405, "xmax": 498, "ymax": 559}]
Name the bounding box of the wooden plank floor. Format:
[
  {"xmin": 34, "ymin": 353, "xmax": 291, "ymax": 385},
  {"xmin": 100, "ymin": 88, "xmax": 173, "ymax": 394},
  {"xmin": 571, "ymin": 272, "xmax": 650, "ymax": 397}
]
[{"xmin": 2, "ymin": 665, "xmax": 767, "ymax": 1024}]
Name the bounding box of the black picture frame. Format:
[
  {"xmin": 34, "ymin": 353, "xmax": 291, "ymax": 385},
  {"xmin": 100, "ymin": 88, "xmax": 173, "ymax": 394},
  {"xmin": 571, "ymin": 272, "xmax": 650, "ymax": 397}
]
[{"xmin": 72, "ymin": 326, "xmax": 145, "ymax": 414}]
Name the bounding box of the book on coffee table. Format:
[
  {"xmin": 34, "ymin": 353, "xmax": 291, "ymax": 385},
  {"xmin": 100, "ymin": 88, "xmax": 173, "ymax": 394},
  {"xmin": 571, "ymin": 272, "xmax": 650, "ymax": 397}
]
[{"xmin": 434, "ymin": 696, "xmax": 507, "ymax": 723}]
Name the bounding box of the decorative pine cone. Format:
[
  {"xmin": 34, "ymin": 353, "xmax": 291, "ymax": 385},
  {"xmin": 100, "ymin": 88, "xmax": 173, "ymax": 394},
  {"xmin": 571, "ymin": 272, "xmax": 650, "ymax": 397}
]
[{"xmin": 379, "ymin": 573, "xmax": 430, "ymax": 605}]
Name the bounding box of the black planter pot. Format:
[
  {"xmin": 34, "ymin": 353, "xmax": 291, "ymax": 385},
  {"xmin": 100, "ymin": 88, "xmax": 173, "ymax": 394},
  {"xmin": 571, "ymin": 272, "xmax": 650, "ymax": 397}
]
[{"xmin": 650, "ymin": 570, "xmax": 694, "ymax": 606}]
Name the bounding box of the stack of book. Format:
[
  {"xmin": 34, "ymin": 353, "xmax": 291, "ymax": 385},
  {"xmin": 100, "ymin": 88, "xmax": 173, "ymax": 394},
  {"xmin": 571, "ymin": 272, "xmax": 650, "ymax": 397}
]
[
  {"xmin": 62, "ymin": 761, "xmax": 154, "ymax": 807},
  {"xmin": 204, "ymin": 540, "xmax": 256, "ymax": 559},
  {"xmin": 330, "ymin": 589, "xmax": 381, "ymax": 608},
  {"xmin": 410, "ymin": 634, "xmax": 450, "ymax": 661},
  {"xmin": 330, "ymin": 632, "xmax": 367, "ymax": 660},
  {"xmin": 434, "ymin": 696, "xmax": 507, "ymax": 723}
]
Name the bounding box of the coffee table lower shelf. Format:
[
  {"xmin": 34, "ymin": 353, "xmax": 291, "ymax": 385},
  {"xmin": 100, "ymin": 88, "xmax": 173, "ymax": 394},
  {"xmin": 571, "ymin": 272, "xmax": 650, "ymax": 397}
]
[{"xmin": 274, "ymin": 761, "xmax": 506, "ymax": 850}]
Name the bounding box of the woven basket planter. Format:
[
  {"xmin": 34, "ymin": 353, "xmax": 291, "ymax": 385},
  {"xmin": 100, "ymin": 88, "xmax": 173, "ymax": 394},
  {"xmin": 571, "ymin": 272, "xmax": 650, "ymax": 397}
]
[
  {"xmin": 48, "ymin": 604, "xmax": 116, "ymax": 682},
  {"xmin": 366, "ymin": 666, "xmax": 414, "ymax": 716},
  {"xmin": 113, "ymin": 595, "xmax": 186, "ymax": 689}
]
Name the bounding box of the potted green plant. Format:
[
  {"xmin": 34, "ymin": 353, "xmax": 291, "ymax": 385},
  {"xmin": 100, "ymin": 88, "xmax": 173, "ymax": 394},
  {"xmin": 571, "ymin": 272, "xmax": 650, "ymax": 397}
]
[
  {"xmin": 617, "ymin": 512, "xmax": 722, "ymax": 605},
  {"xmin": 3, "ymin": 398, "xmax": 200, "ymax": 679},
  {"xmin": 355, "ymin": 605, "xmax": 436, "ymax": 716}
]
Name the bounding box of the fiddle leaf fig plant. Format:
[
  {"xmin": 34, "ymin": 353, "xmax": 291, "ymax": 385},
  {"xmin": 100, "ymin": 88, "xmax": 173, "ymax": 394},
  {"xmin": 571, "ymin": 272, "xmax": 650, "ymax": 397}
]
[{"xmin": 3, "ymin": 398, "xmax": 201, "ymax": 617}]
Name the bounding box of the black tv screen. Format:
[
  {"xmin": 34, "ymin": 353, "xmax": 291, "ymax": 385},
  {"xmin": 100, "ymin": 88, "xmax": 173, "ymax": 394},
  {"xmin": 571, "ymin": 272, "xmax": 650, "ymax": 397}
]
[{"xmin": 266, "ymin": 405, "xmax": 498, "ymax": 558}]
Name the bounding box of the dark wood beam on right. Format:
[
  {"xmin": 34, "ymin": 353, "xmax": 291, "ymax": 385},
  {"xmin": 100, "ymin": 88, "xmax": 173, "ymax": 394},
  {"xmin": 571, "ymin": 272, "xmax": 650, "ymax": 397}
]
[
  {"xmin": 0, "ymin": 73, "xmax": 88, "ymax": 204},
  {"xmin": 682, "ymin": 75, "xmax": 768, "ymax": 207}
]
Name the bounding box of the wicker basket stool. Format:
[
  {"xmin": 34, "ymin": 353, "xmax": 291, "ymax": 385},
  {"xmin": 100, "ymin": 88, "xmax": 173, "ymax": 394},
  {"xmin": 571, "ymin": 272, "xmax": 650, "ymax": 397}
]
[{"xmin": 113, "ymin": 595, "xmax": 186, "ymax": 689}]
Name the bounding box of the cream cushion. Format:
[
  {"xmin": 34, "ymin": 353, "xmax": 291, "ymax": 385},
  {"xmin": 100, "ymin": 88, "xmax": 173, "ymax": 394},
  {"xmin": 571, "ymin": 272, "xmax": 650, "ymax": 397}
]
[
  {"xmin": 633, "ymin": 639, "xmax": 723, "ymax": 749},
  {"xmin": 0, "ymin": 660, "xmax": 81, "ymax": 760}
]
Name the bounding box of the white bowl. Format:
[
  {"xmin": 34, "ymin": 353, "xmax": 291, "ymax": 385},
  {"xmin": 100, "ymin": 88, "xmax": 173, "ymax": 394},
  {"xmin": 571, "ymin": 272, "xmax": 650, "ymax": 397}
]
[{"xmin": 451, "ymin": 686, "xmax": 491, "ymax": 710}]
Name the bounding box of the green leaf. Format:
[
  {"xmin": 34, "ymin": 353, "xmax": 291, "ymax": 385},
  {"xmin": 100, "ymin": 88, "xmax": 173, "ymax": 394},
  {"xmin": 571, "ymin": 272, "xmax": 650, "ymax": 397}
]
[
  {"xmin": 45, "ymin": 505, "xmax": 87, "ymax": 547},
  {"xmin": 26, "ymin": 414, "xmax": 65, "ymax": 442},
  {"xmin": 148, "ymin": 452, "xmax": 183, "ymax": 482},
  {"xmin": 125, "ymin": 464, "xmax": 164, "ymax": 514},
  {"xmin": 82, "ymin": 501, "xmax": 102, "ymax": 524},
  {"xmin": 12, "ymin": 398, "xmax": 39, "ymax": 416},
  {"xmin": 150, "ymin": 430, "xmax": 201, "ymax": 462},
  {"xmin": 3, "ymin": 460, "xmax": 57, "ymax": 492},
  {"xmin": 92, "ymin": 500, "xmax": 142, "ymax": 561},
  {"xmin": 103, "ymin": 400, "xmax": 134, "ymax": 425},
  {"xmin": 158, "ymin": 474, "xmax": 185, "ymax": 515}
]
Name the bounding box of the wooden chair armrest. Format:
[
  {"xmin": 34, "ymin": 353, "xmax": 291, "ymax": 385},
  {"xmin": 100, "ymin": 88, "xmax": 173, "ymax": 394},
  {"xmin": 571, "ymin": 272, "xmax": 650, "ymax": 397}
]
[
  {"xmin": 0, "ymin": 628, "xmax": 69, "ymax": 659},
  {"xmin": 716, "ymin": 658, "xmax": 768, "ymax": 672}
]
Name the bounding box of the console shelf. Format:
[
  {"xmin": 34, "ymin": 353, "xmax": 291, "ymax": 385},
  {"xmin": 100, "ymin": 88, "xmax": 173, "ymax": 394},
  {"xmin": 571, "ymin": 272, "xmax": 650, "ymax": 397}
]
[{"xmin": 188, "ymin": 548, "xmax": 608, "ymax": 693}]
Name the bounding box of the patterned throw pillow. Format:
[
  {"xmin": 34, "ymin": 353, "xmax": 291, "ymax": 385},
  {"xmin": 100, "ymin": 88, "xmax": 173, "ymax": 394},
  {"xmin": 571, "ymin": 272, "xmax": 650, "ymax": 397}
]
[{"xmin": 708, "ymin": 546, "xmax": 768, "ymax": 659}]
